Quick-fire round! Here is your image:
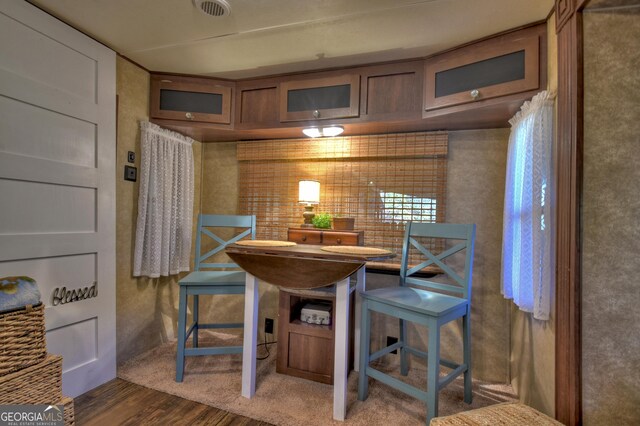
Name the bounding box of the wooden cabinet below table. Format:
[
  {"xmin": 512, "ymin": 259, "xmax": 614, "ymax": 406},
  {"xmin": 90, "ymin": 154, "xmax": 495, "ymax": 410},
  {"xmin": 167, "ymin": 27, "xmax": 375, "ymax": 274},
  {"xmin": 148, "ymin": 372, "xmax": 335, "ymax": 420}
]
[
  {"xmin": 276, "ymin": 227, "xmax": 362, "ymax": 384},
  {"xmin": 277, "ymin": 288, "xmax": 354, "ymax": 385}
]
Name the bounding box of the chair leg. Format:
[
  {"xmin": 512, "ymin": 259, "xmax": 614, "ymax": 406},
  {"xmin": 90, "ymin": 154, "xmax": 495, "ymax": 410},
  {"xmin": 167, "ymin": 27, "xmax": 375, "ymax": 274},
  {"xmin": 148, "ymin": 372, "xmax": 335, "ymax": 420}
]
[
  {"xmin": 463, "ymin": 311, "xmax": 472, "ymax": 404},
  {"xmin": 426, "ymin": 321, "xmax": 440, "ymax": 425},
  {"xmin": 193, "ymin": 294, "xmax": 199, "ymax": 348},
  {"xmin": 176, "ymin": 286, "xmax": 188, "ymax": 382},
  {"xmin": 399, "ymin": 318, "xmax": 409, "ymax": 376},
  {"xmin": 358, "ymin": 299, "xmax": 371, "ymax": 401}
]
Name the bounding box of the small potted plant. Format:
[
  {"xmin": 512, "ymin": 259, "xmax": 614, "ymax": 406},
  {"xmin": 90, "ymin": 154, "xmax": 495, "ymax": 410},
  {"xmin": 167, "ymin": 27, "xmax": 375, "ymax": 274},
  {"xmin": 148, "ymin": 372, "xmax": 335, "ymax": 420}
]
[
  {"xmin": 332, "ymin": 214, "xmax": 355, "ymax": 231},
  {"xmin": 312, "ymin": 212, "xmax": 332, "ymax": 229}
]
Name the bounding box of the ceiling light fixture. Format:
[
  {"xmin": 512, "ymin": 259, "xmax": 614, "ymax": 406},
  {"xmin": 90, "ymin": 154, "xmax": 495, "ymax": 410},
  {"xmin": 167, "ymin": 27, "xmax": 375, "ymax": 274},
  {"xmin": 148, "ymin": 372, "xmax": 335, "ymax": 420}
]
[{"xmin": 302, "ymin": 125, "xmax": 344, "ymax": 138}]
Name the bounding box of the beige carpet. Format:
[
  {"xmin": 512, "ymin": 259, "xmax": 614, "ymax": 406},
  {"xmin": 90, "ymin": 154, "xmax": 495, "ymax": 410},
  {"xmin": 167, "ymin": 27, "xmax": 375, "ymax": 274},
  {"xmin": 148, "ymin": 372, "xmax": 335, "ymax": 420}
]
[{"xmin": 118, "ymin": 333, "xmax": 517, "ymax": 426}]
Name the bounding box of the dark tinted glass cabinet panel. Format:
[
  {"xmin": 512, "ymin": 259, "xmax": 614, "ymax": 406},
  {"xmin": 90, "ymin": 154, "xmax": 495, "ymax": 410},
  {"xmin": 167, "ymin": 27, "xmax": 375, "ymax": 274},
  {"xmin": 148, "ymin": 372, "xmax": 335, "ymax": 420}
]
[
  {"xmin": 280, "ymin": 74, "xmax": 360, "ymax": 122},
  {"xmin": 434, "ymin": 50, "xmax": 525, "ymax": 97},
  {"xmin": 160, "ymin": 90, "xmax": 223, "ymax": 114},
  {"xmin": 150, "ymin": 75, "xmax": 232, "ymax": 124},
  {"xmin": 424, "ymin": 26, "xmax": 542, "ymax": 111}
]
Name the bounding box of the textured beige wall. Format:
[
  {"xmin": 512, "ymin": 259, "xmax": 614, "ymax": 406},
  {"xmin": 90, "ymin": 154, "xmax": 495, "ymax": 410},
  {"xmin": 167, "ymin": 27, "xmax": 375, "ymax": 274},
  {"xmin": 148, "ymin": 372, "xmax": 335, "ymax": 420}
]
[
  {"xmin": 200, "ymin": 130, "xmax": 511, "ymax": 382},
  {"xmin": 583, "ymin": 8, "xmax": 640, "ymax": 425},
  {"xmin": 115, "ymin": 56, "xmax": 203, "ymax": 365},
  {"xmin": 508, "ymin": 14, "xmax": 557, "ymax": 417},
  {"xmin": 446, "ymin": 129, "xmax": 510, "ymax": 383},
  {"xmin": 200, "ymin": 143, "xmax": 278, "ymax": 342}
]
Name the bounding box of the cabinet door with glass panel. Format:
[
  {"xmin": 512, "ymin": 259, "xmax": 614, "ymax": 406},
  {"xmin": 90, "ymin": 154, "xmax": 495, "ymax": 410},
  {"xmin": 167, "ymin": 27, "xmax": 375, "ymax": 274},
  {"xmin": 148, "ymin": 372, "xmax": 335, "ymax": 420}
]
[
  {"xmin": 279, "ymin": 74, "xmax": 360, "ymax": 122},
  {"xmin": 424, "ymin": 24, "xmax": 544, "ymax": 111},
  {"xmin": 150, "ymin": 75, "xmax": 232, "ymax": 124}
]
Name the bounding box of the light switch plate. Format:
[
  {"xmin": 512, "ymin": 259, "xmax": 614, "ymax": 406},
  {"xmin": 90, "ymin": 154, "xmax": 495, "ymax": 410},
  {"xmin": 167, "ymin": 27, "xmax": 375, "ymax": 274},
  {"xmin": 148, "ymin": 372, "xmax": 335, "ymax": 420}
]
[
  {"xmin": 127, "ymin": 151, "xmax": 135, "ymax": 163},
  {"xmin": 124, "ymin": 165, "xmax": 137, "ymax": 182}
]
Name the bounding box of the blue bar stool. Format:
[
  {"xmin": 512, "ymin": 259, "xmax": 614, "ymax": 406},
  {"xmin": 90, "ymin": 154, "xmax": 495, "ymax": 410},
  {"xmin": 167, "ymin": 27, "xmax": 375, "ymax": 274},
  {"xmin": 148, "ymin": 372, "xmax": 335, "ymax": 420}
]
[
  {"xmin": 175, "ymin": 214, "xmax": 256, "ymax": 382},
  {"xmin": 358, "ymin": 222, "xmax": 476, "ymax": 425}
]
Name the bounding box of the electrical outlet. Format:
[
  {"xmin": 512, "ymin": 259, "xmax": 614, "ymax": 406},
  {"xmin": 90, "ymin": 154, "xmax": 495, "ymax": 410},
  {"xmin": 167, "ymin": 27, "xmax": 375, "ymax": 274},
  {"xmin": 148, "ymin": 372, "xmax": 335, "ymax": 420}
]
[
  {"xmin": 264, "ymin": 318, "xmax": 274, "ymax": 334},
  {"xmin": 387, "ymin": 336, "xmax": 398, "ymax": 354}
]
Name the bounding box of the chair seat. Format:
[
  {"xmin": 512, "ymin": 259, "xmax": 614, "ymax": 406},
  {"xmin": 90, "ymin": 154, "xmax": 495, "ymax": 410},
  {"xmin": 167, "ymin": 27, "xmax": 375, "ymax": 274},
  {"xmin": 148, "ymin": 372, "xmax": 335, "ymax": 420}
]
[
  {"xmin": 179, "ymin": 270, "xmax": 246, "ymax": 286},
  {"xmin": 361, "ymin": 287, "xmax": 468, "ymax": 317}
]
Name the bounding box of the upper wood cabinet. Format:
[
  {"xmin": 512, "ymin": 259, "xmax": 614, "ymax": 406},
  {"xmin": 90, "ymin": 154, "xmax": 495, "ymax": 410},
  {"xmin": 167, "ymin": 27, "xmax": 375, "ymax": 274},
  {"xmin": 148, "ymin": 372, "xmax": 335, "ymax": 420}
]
[
  {"xmin": 150, "ymin": 75, "xmax": 233, "ymax": 124},
  {"xmin": 149, "ymin": 23, "xmax": 546, "ymax": 140},
  {"xmin": 361, "ymin": 61, "xmax": 423, "ymax": 120},
  {"xmin": 235, "ymin": 78, "xmax": 280, "ymax": 128},
  {"xmin": 279, "ymin": 74, "xmax": 360, "ymax": 122},
  {"xmin": 424, "ymin": 25, "xmax": 544, "ymax": 112}
]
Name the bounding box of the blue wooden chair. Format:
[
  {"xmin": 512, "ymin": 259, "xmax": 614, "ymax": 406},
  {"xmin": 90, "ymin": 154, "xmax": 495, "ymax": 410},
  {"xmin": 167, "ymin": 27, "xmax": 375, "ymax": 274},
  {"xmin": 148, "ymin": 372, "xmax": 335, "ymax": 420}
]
[
  {"xmin": 175, "ymin": 214, "xmax": 256, "ymax": 382},
  {"xmin": 358, "ymin": 222, "xmax": 476, "ymax": 425}
]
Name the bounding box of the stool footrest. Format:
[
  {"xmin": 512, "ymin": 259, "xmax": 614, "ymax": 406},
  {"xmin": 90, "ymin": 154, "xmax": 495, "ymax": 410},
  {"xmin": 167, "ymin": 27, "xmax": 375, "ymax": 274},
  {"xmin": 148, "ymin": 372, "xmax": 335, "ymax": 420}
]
[
  {"xmin": 185, "ymin": 346, "xmax": 242, "ymax": 356},
  {"xmin": 199, "ymin": 323, "xmax": 244, "ymax": 329}
]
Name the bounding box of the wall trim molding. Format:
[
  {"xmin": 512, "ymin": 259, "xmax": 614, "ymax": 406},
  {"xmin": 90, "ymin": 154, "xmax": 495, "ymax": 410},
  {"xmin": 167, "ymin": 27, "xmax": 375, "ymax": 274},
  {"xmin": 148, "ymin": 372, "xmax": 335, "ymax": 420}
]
[{"xmin": 554, "ymin": 1, "xmax": 584, "ymax": 424}]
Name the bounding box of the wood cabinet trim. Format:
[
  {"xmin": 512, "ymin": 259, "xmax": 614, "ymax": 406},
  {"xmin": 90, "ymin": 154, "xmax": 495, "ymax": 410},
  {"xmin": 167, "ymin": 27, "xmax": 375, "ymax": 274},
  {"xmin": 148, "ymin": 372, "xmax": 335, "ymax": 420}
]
[{"xmin": 554, "ymin": 1, "xmax": 583, "ymax": 424}]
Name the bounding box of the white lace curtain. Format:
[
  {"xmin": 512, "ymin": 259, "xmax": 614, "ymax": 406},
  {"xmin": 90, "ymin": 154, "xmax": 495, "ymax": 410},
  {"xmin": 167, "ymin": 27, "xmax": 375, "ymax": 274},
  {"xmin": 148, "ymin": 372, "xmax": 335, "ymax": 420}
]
[
  {"xmin": 501, "ymin": 91, "xmax": 554, "ymax": 320},
  {"xmin": 133, "ymin": 121, "xmax": 194, "ymax": 278}
]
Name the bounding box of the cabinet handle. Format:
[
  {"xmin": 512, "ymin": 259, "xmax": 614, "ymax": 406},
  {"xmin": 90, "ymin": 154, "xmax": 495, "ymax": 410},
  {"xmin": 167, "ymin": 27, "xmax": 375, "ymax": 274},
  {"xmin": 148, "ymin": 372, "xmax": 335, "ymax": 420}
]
[
  {"xmin": 470, "ymin": 89, "xmax": 479, "ymax": 100},
  {"xmin": 313, "ymin": 110, "xmax": 320, "ymax": 118},
  {"xmin": 336, "ymin": 238, "xmax": 342, "ymax": 244},
  {"xmin": 301, "ymin": 236, "xmax": 307, "ymax": 242},
  {"xmin": 185, "ymin": 112, "xmax": 193, "ymax": 119}
]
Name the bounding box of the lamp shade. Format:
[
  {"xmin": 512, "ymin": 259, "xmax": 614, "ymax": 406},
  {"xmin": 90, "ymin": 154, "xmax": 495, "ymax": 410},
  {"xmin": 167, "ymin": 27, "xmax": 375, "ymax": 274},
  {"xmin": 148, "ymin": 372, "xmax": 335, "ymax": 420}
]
[{"xmin": 298, "ymin": 180, "xmax": 320, "ymax": 204}]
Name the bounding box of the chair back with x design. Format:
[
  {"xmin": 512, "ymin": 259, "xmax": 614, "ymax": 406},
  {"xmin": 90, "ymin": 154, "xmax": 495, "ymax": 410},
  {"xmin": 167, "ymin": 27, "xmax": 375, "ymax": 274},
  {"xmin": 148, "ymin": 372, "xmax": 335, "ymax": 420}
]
[
  {"xmin": 194, "ymin": 214, "xmax": 256, "ymax": 270},
  {"xmin": 399, "ymin": 222, "xmax": 475, "ymax": 301}
]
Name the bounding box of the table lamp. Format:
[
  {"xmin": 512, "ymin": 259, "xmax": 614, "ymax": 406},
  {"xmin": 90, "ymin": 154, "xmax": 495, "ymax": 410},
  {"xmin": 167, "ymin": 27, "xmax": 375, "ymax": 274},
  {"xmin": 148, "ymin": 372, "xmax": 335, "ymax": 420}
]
[{"xmin": 299, "ymin": 180, "xmax": 320, "ymax": 228}]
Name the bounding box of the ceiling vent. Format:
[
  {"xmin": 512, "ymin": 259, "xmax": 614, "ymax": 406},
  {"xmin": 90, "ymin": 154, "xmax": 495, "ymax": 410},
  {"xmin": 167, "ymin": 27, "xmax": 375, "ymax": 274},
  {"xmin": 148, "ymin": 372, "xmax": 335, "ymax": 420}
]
[{"xmin": 193, "ymin": 0, "xmax": 231, "ymax": 17}]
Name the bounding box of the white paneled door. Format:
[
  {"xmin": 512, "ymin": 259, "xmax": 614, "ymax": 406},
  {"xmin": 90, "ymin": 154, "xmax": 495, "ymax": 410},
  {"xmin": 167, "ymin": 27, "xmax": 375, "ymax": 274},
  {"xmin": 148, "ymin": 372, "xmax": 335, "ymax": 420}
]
[{"xmin": 0, "ymin": 1, "xmax": 116, "ymax": 396}]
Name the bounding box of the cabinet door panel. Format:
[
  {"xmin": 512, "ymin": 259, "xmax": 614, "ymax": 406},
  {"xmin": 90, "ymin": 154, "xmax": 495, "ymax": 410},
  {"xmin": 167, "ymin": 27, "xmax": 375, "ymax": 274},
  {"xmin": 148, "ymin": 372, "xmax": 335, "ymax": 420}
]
[
  {"xmin": 434, "ymin": 50, "xmax": 526, "ymax": 98},
  {"xmin": 425, "ymin": 28, "xmax": 540, "ymax": 111},
  {"xmin": 288, "ymin": 333, "xmax": 334, "ymax": 376},
  {"xmin": 366, "ymin": 72, "xmax": 419, "ymax": 115},
  {"xmin": 280, "ymin": 74, "xmax": 360, "ymax": 122},
  {"xmin": 239, "ymin": 86, "xmax": 277, "ymax": 124},
  {"xmin": 150, "ymin": 76, "xmax": 232, "ymax": 124}
]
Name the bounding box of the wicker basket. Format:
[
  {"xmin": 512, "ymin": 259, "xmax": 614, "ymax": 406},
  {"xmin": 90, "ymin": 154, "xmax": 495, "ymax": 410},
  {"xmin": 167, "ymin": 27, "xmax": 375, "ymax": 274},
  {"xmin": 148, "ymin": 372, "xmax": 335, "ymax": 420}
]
[
  {"xmin": 0, "ymin": 354, "xmax": 62, "ymax": 404},
  {"xmin": 60, "ymin": 396, "xmax": 75, "ymax": 426},
  {"xmin": 0, "ymin": 303, "xmax": 47, "ymax": 375},
  {"xmin": 430, "ymin": 402, "xmax": 562, "ymax": 425}
]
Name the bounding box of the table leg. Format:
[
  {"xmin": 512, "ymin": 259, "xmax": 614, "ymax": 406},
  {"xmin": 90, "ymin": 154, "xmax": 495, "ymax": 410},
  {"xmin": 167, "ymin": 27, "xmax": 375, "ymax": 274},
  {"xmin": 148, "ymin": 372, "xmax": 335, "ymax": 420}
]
[
  {"xmin": 333, "ymin": 276, "xmax": 350, "ymax": 421},
  {"xmin": 353, "ymin": 266, "xmax": 366, "ymax": 372},
  {"xmin": 242, "ymin": 272, "xmax": 259, "ymax": 398}
]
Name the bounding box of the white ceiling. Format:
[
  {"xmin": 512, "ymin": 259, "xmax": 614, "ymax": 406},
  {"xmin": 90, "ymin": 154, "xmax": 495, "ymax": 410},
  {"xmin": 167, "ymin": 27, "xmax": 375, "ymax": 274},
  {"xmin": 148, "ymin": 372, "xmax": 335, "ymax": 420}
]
[{"xmin": 28, "ymin": 0, "xmax": 553, "ymax": 79}]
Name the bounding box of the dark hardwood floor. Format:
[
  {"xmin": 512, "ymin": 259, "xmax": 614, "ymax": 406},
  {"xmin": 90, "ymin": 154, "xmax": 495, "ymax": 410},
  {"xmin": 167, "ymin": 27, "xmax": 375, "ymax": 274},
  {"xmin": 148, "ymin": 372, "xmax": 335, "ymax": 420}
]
[{"xmin": 74, "ymin": 378, "xmax": 273, "ymax": 425}]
